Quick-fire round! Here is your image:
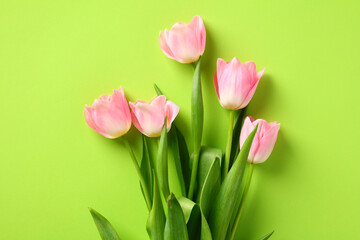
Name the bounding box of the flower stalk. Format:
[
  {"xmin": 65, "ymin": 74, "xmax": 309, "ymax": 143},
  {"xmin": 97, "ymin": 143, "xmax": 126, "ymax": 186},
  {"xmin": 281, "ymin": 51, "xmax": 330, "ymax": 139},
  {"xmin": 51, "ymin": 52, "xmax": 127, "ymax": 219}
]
[
  {"xmin": 188, "ymin": 57, "xmax": 203, "ymax": 200},
  {"xmin": 223, "ymin": 110, "xmax": 235, "ymax": 180}
]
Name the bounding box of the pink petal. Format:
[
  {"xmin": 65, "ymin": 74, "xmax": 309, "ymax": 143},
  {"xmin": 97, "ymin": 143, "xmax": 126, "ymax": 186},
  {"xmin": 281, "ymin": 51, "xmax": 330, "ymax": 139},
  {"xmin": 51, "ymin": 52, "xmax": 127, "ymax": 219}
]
[
  {"xmin": 239, "ymin": 116, "xmax": 256, "ymax": 148},
  {"xmin": 218, "ymin": 58, "xmax": 251, "ymax": 109},
  {"xmin": 85, "ymin": 88, "xmax": 132, "ymax": 139},
  {"xmin": 84, "ymin": 105, "xmax": 108, "ymax": 138},
  {"xmin": 167, "ymin": 22, "xmax": 201, "ymax": 63},
  {"xmin": 159, "ymin": 30, "xmax": 176, "ymax": 60},
  {"xmin": 188, "ymin": 16, "xmax": 206, "ymax": 55},
  {"xmin": 130, "ymin": 96, "xmax": 167, "ymax": 137},
  {"xmin": 243, "ymin": 61, "xmax": 257, "ymax": 83},
  {"xmin": 257, "ymin": 68, "xmax": 266, "ymax": 81},
  {"xmin": 165, "ymin": 101, "xmax": 179, "ymax": 130},
  {"xmin": 252, "ymin": 121, "xmax": 280, "ymax": 163}
]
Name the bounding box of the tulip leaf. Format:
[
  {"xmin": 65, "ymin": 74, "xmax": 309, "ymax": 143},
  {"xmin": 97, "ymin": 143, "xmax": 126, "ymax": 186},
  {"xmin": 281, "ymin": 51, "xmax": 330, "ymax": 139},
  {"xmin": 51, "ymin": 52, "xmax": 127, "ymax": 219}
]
[
  {"xmin": 164, "ymin": 194, "xmax": 189, "ymax": 240},
  {"xmin": 147, "ymin": 173, "xmax": 165, "ymax": 240},
  {"xmin": 178, "ymin": 197, "xmax": 212, "ymax": 240},
  {"xmin": 140, "ymin": 136, "xmax": 153, "ymax": 206},
  {"xmin": 209, "ymin": 125, "xmax": 258, "ymax": 240},
  {"xmin": 157, "ymin": 122, "xmax": 170, "ymax": 199},
  {"xmin": 225, "ymin": 163, "xmax": 250, "ymax": 239},
  {"xmin": 175, "ymin": 125, "xmax": 191, "ymax": 194},
  {"xmin": 259, "ymin": 230, "xmax": 274, "ymax": 240},
  {"xmin": 89, "ymin": 208, "xmax": 120, "ymax": 240},
  {"xmin": 196, "ymin": 147, "xmax": 222, "ymax": 218},
  {"xmin": 153, "ymin": 83, "xmax": 191, "ymax": 195},
  {"xmin": 229, "ymin": 108, "xmax": 247, "ymax": 168},
  {"xmin": 168, "ymin": 126, "xmax": 187, "ymax": 196}
]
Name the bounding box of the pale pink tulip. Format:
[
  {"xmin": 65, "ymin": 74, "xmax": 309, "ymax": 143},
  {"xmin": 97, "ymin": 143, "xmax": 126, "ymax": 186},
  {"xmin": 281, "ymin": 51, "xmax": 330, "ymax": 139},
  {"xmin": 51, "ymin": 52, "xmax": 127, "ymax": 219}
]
[
  {"xmin": 240, "ymin": 116, "xmax": 280, "ymax": 164},
  {"xmin": 129, "ymin": 95, "xmax": 179, "ymax": 137},
  {"xmin": 214, "ymin": 57, "xmax": 265, "ymax": 110},
  {"xmin": 84, "ymin": 88, "xmax": 132, "ymax": 139},
  {"xmin": 159, "ymin": 16, "xmax": 206, "ymax": 63}
]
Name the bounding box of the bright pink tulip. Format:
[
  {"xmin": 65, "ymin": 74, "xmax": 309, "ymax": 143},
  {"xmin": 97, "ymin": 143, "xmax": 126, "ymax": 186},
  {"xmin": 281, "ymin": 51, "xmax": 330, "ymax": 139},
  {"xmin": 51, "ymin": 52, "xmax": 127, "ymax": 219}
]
[
  {"xmin": 240, "ymin": 116, "xmax": 280, "ymax": 164},
  {"xmin": 129, "ymin": 95, "xmax": 179, "ymax": 137},
  {"xmin": 84, "ymin": 88, "xmax": 132, "ymax": 139},
  {"xmin": 214, "ymin": 57, "xmax": 265, "ymax": 110},
  {"xmin": 159, "ymin": 16, "xmax": 206, "ymax": 63}
]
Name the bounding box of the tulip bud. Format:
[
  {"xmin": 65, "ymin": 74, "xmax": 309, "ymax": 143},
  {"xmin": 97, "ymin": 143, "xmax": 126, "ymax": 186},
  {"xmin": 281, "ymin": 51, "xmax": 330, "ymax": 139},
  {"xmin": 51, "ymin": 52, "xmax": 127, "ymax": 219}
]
[
  {"xmin": 159, "ymin": 16, "xmax": 206, "ymax": 64},
  {"xmin": 84, "ymin": 87, "xmax": 132, "ymax": 139},
  {"xmin": 240, "ymin": 116, "xmax": 280, "ymax": 164},
  {"xmin": 129, "ymin": 95, "xmax": 179, "ymax": 137},
  {"xmin": 214, "ymin": 57, "xmax": 265, "ymax": 110}
]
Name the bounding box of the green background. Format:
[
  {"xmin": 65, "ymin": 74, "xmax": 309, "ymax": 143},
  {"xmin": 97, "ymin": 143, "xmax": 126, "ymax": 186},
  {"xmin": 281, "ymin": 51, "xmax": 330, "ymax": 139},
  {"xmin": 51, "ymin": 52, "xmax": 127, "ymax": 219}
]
[{"xmin": 1, "ymin": 0, "xmax": 360, "ymax": 239}]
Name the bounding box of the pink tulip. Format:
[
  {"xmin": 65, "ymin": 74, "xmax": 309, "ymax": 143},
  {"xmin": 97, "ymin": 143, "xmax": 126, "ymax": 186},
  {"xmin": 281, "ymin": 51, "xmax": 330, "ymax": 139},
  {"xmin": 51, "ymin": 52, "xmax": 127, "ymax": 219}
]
[
  {"xmin": 84, "ymin": 88, "xmax": 132, "ymax": 139},
  {"xmin": 159, "ymin": 16, "xmax": 206, "ymax": 63},
  {"xmin": 214, "ymin": 57, "xmax": 265, "ymax": 110},
  {"xmin": 240, "ymin": 116, "xmax": 280, "ymax": 164},
  {"xmin": 129, "ymin": 95, "xmax": 179, "ymax": 137}
]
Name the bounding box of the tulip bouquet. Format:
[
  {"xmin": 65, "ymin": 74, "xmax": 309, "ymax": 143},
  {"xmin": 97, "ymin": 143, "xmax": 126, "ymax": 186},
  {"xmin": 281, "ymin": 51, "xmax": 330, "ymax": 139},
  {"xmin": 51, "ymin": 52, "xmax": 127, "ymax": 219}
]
[{"xmin": 85, "ymin": 16, "xmax": 280, "ymax": 240}]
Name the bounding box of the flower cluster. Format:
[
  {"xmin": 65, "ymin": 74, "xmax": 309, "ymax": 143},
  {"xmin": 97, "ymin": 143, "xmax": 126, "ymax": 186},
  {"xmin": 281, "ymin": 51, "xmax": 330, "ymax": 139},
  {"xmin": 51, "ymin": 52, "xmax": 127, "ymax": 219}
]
[{"xmin": 85, "ymin": 16, "xmax": 280, "ymax": 240}]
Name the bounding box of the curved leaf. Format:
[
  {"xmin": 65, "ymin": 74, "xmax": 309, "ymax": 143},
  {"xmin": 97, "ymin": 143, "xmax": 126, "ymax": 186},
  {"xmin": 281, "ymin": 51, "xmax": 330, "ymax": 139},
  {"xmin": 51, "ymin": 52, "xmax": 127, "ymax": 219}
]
[
  {"xmin": 225, "ymin": 164, "xmax": 250, "ymax": 239},
  {"xmin": 165, "ymin": 194, "xmax": 189, "ymax": 240},
  {"xmin": 168, "ymin": 126, "xmax": 187, "ymax": 196},
  {"xmin": 178, "ymin": 197, "xmax": 212, "ymax": 240},
  {"xmin": 153, "ymin": 84, "xmax": 190, "ymax": 196},
  {"xmin": 209, "ymin": 125, "xmax": 258, "ymax": 240},
  {"xmin": 89, "ymin": 208, "xmax": 120, "ymax": 240},
  {"xmin": 196, "ymin": 147, "xmax": 222, "ymax": 218}
]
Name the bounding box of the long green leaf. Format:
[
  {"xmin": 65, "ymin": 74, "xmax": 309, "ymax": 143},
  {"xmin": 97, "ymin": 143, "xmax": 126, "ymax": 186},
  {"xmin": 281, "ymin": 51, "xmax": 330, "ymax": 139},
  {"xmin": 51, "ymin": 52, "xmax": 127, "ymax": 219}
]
[
  {"xmin": 168, "ymin": 126, "xmax": 187, "ymax": 196},
  {"xmin": 154, "ymin": 83, "xmax": 191, "ymax": 196},
  {"xmin": 175, "ymin": 125, "xmax": 191, "ymax": 194},
  {"xmin": 140, "ymin": 136, "xmax": 153, "ymax": 206},
  {"xmin": 153, "ymin": 84, "xmax": 190, "ymax": 196},
  {"xmin": 196, "ymin": 147, "xmax": 222, "ymax": 218},
  {"xmin": 178, "ymin": 197, "xmax": 212, "ymax": 240},
  {"xmin": 164, "ymin": 194, "xmax": 189, "ymax": 240},
  {"xmin": 259, "ymin": 230, "xmax": 274, "ymax": 240},
  {"xmin": 208, "ymin": 125, "xmax": 258, "ymax": 240},
  {"xmin": 225, "ymin": 163, "xmax": 250, "ymax": 239},
  {"xmin": 147, "ymin": 173, "xmax": 165, "ymax": 240},
  {"xmin": 89, "ymin": 208, "xmax": 120, "ymax": 240},
  {"xmin": 157, "ymin": 122, "xmax": 169, "ymax": 199}
]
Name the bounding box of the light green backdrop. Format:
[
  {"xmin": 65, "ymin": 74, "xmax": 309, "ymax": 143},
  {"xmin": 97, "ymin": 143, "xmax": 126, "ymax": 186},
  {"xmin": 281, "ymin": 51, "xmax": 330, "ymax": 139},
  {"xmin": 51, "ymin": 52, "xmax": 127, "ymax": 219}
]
[{"xmin": 1, "ymin": 0, "xmax": 360, "ymax": 239}]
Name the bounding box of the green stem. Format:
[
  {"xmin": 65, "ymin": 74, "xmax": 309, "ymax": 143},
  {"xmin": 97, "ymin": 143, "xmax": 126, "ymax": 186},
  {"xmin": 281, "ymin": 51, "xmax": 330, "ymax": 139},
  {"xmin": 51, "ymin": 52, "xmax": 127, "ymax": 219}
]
[
  {"xmin": 229, "ymin": 163, "xmax": 254, "ymax": 240},
  {"xmin": 187, "ymin": 151, "xmax": 200, "ymax": 200},
  {"xmin": 122, "ymin": 137, "xmax": 152, "ymax": 211},
  {"xmin": 223, "ymin": 110, "xmax": 235, "ymax": 180}
]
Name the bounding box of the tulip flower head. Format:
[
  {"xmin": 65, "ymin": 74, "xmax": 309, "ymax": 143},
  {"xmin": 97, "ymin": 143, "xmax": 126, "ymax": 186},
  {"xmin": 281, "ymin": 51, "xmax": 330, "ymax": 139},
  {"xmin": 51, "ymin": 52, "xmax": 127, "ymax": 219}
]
[
  {"xmin": 159, "ymin": 16, "xmax": 206, "ymax": 63},
  {"xmin": 214, "ymin": 57, "xmax": 265, "ymax": 110},
  {"xmin": 240, "ymin": 116, "xmax": 280, "ymax": 164},
  {"xmin": 129, "ymin": 95, "xmax": 179, "ymax": 137},
  {"xmin": 84, "ymin": 88, "xmax": 132, "ymax": 139}
]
